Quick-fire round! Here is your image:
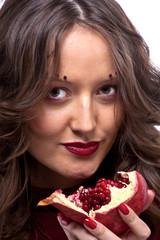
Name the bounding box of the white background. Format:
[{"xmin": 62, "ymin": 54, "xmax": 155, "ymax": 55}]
[
  {"xmin": 116, "ymin": 0, "xmax": 160, "ymax": 68},
  {"xmin": 0, "ymin": 0, "xmax": 5, "ymax": 8},
  {"xmin": 0, "ymin": 0, "xmax": 160, "ymax": 130}
]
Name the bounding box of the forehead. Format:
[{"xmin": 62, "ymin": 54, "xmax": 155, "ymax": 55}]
[
  {"xmin": 60, "ymin": 25, "xmax": 112, "ymax": 57},
  {"xmin": 57, "ymin": 26, "xmax": 115, "ymax": 77}
]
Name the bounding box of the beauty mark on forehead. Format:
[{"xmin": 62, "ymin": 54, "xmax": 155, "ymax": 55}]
[
  {"xmin": 109, "ymin": 72, "xmax": 118, "ymax": 79},
  {"xmin": 54, "ymin": 72, "xmax": 118, "ymax": 83},
  {"xmin": 63, "ymin": 76, "xmax": 67, "ymax": 80}
]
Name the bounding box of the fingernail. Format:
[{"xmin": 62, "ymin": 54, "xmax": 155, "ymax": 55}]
[
  {"xmin": 150, "ymin": 189, "xmax": 155, "ymax": 196},
  {"xmin": 118, "ymin": 203, "xmax": 129, "ymax": 215},
  {"xmin": 83, "ymin": 218, "xmax": 97, "ymax": 229},
  {"xmin": 58, "ymin": 212, "xmax": 71, "ymax": 226}
]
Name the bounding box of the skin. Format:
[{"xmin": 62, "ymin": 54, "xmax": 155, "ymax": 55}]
[
  {"xmin": 28, "ymin": 26, "xmax": 154, "ymax": 239},
  {"xmin": 28, "ymin": 26, "xmax": 123, "ymax": 189}
]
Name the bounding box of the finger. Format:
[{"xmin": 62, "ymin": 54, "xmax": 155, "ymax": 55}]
[
  {"xmin": 83, "ymin": 218, "xmax": 121, "ymax": 240},
  {"xmin": 57, "ymin": 212, "xmax": 97, "ymax": 240},
  {"xmin": 118, "ymin": 204, "xmax": 151, "ymax": 239},
  {"xmin": 143, "ymin": 189, "xmax": 155, "ymax": 211},
  {"xmin": 57, "ymin": 212, "xmax": 77, "ymax": 240}
]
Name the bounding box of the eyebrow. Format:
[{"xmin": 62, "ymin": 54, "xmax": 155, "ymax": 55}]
[
  {"xmin": 101, "ymin": 77, "xmax": 119, "ymax": 84},
  {"xmin": 52, "ymin": 76, "xmax": 119, "ymax": 84},
  {"xmin": 106, "ymin": 77, "xmax": 119, "ymax": 81},
  {"xmin": 54, "ymin": 78, "xmax": 72, "ymax": 84}
]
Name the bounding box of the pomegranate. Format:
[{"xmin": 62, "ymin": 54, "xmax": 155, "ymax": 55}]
[{"xmin": 38, "ymin": 171, "xmax": 148, "ymax": 234}]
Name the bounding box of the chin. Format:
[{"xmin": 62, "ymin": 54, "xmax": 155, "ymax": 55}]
[{"xmin": 67, "ymin": 166, "xmax": 98, "ymax": 180}]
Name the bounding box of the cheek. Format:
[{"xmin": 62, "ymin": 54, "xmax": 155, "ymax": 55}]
[
  {"xmin": 28, "ymin": 111, "xmax": 66, "ymax": 137},
  {"xmin": 28, "ymin": 117, "xmax": 49, "ymax": 136},
  {"xmin": 101, "ymin": 104, "xmax": 123, "ymax": 133},
  {"xmin": 115, "ymin": 105, "xmax": 123, "ymax": 129}
]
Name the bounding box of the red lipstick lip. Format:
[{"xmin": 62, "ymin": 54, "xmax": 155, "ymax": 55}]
[{"xmin": 62, "ymin": 141, "xmax": 100, "ymax": 156}]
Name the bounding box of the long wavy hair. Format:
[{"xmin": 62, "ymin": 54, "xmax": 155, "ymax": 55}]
[{"xmin": 0, "ymin": 0, "xmax": 160, "ymax": 239}]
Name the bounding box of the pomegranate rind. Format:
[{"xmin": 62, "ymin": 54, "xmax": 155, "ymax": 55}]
[
  {"xmin": 37, "ymin": 171, "xmax": 148, "ymax": 235},
  {"xmin": 41, "ymin": 190, "xmax": 88, "ymax": 223},
  {"xmin": 93, "ymin": 171, "xmax": 148, "ymax": 234},
  {"xmin": 52, "ymin": 201, "xmax": 88, "ymax": 224}
]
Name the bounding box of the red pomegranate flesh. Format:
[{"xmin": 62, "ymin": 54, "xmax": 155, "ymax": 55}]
[{"xmin": 38, "ymin": 171, "xmax": 148, "ymax": 235}]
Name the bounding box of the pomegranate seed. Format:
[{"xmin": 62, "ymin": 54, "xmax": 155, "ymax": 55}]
[
  {"xmin": 83, "ymin": 205, "xmax": 89, "ymax": 212},
  {"xmin": 93, "ymin": 193, "xmax": 99, "ymax": 199},
  {"xmin": 98, "ymin": 187, "xmax": 104, "ymax": 193},
  {"xmin": 118, "ymin": 183, "xmax": 124, "ymax": 188},
  {"xmin": 96, "ymin": 183, "xmax": 101, "ymax": 188},
  {"xmin": 93, "ymin": 199, "xmax": 100, "ymax": 205},
  {"xmin": 99, "ymin": 193, "xmax": 106, "ymax": 200},
  {"xmin": 100, "ymin": 181, "xmax": 107, "ymax": 189},
  {"xmin": 93, "ymin": 188, "xmax": 98, "ymax": 193},
  {"xmin": 96, "ymin": 178, "xmax": 107, "ymax": 184},
  {"xmin": 84, "ymin": 193, "xmax": 89, "ymax": 199},
  {"xmin": 88, "ymin": 193, "xmax": 91, "ymax": 197},
  {"xmin": 105, "ymin": 189, "xmax": 111, "ymax": 196},
  {"xmin": 79, "ymin": 175, "xmax": 129, "ymax": 213},
  {"xmin": 83, "ymin": 200, "xmax": 88, "ymax": 205},
  {"xmin": 88, "ymin": 188, "xmax": 93, "ymax": 193},
  {"xmin": 88, "ymin": 198, "xmax": 93, "ymax": 204},
  {"xmin": 107, "ymin": 179, "xmax": 111, "ymax": 185},
  {"xmin": 110, "ymin": 181, "xmax": 115, "ymax": 186},
  {"xmin": 105, "ymin": 196, "xmax": 111, "ymax": 203},
  {"xmin": 95, "ymin": 205, "xmax": 101, "ymax": 210},
  {"xmin": 88, "ymin": 204, "xmax": 92, "ymax": 210},
  {"xmin": 121, "ymin": 178, "xmax": 130, "ymax": 184},
  {"xmin": 79, "ymin": 193, "xmax": 85, "ymax": 201}
]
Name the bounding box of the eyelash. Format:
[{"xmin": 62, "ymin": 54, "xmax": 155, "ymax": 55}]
[
  {"xmin": 48, "ymin": 88, "xmax": 69, "ymax": 101},
  {"xmin": 47, "ymin": 84, "xmax": 118, "ymax": 102},
  {"xmin": 97, "ymin": 85, "xmax": 118, "ymax": 98}
]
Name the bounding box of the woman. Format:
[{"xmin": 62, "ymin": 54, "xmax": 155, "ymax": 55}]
[{"xmin": 0, "ymin": 0, "xmax": 160, "ymax": 239}]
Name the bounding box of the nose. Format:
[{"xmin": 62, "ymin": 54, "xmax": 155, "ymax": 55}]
[{"xmin": 70, "ymin": 95, "xmax": 97, "ymax": 135}]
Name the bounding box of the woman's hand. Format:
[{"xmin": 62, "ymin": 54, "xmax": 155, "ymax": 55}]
[{"xmin": 57, "ymin": 189, "xmax": 155, "ymax": 240}]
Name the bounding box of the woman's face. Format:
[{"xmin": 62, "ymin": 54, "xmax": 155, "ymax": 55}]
[{"xmin": 28, "ymin": 26, "xmax": 123, "ymax": 189}]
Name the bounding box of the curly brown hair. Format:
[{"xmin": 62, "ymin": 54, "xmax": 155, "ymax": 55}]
[{"xmin": 0, "ymin": 0, "xmax": 160, "ymax": 239}]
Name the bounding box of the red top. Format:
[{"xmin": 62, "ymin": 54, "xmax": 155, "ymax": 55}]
[
  {"xmin": 31, "ymin": 186, "xmax": 79, "ymax": 240},
  {"xmin": 32, "ymin": 209, "xmax": 68, "ymax": 240},
  {"xmin": 31, "ymin": 186, "xmax": 160, "ymax": 240},
  {"xmin": 31, "ymin": 180, "xmax": 98, "ymax": 239}
]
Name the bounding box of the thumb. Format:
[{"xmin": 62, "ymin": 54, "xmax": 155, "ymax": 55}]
[{"xmin": 143, "ymin": 189, "xmax": 155, "ymax": 211}]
